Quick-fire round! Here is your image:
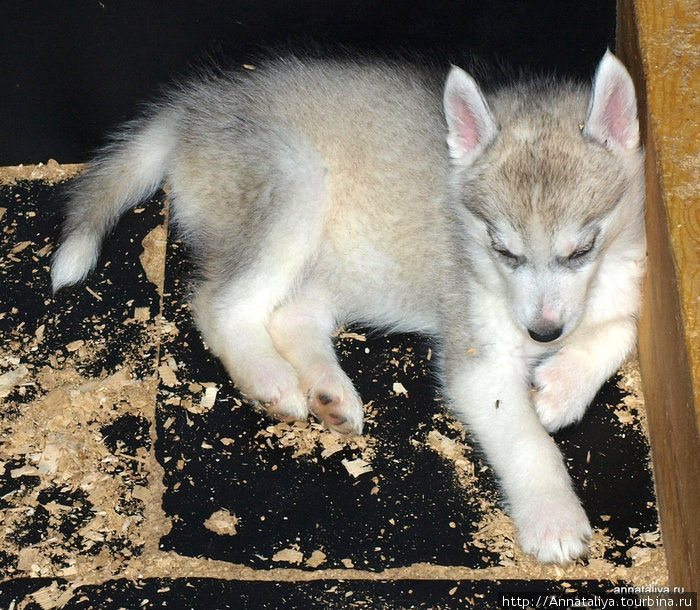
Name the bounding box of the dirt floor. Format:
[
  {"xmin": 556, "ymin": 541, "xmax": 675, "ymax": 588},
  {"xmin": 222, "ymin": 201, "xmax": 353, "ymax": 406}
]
[{"xmin": 0, "ymin": 165, "xmax": 667, "ymax": 608}]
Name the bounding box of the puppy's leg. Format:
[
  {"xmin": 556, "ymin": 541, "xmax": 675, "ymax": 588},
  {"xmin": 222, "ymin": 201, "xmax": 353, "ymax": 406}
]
[
  {"xmin": 188, "ymin": 129, "xmax": 330, "ymax": 423},
  {"xmin": 268, "ymin": 289, "xmax": 364, "ymax": 436},
  {"xmin": 193, "ymin": 277, "xmax": 309, "ymax": 422},
  {"xmin": 444, "ymin": 347, "xmax": 592, "ymax": 563},
  {"xmin": 532, "ymin": 316, "xmax": 638, "ymax": 432}
]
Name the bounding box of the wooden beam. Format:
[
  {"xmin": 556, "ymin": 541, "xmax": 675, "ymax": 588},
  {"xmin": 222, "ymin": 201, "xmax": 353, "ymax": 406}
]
[{"xmin": 617, "ymin": 0, "xmax": 700, "ymax": 592}]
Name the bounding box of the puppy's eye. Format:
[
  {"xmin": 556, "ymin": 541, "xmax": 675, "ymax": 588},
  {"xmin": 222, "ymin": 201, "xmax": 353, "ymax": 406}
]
[
  {"xmin": 568, "ymin": 240, "xmax": 595, "ymax": 262},
  {"xmin": 495, "ymin": 246, "xmax": 517, "ymax": 260},
  {"xmin": 493, "ymin": 245, "xmax": 524, "ymax": 266}
]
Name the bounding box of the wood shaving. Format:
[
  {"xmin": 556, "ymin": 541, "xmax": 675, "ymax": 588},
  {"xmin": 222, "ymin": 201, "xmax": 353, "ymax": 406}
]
[
  {"xmin": 337, "ymin": 331, "xmax": 367, "ymax": 342},
  {"xmin": 204, "ymin": 509, "xmax": 240, "ymax": 536},
  {"xmin": 613, "ymin": 356, "xmax": 649, "ymax": 437},
  {"xmin": 306, "ymin": 550, "xmax": 327, "ymax": 568},
  {"xmin": 133, "ymin": 306, "xmax": 151, "ymax": 322},
  {"xmin": 158, "ymin": 363, "xmax": 179, "ymax": 387},
  {"xmin": 0, "ymin": 363, "xmax": 30, "ymax": 398},
  {"xmin": 65, "ymin": 340, "xmax": 84, "ymax": 353},
  {"xmin": 426, "ymin": 429, "xmax": 477, "ymax": 489},
  {"xmin": 392, "ymin": 381, "xmax": 408, "ymax": 396},
  {"xmin": 139, "ymin": 224, "xmax": 168, "ymax": 288},
  {"xmin": 199, "ymin": 386, "xmax": 219, "ymax": 410},
  {"xmin": 272, "ymin": 548, "xmax": 304, "ymax": 564},
  {"xmin": 341, "ymin": 457, "xmax": 374, "ymax": 478},
  {"xmin": 31, "ymin": 580, "xmax": 76, "ymax": 610}
]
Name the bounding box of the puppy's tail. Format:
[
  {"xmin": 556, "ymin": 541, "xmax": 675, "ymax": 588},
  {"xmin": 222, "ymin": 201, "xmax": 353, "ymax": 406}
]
[{"xmin": 51, "ymin": 112, "xmax": 174, "ymax": 292}]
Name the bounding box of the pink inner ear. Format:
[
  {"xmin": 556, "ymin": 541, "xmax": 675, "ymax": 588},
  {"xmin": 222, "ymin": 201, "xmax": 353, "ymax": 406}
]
[
  {"xmin": 451, "ymin": 95, "xmax": 481, "ymax": 151},
  {"xmin": 604, "ymin": 83, "xmax": 632, "ymax": 145},
  {"xmin": 458, "ymin": 110, "xmax": 481, "ymax": 150}
]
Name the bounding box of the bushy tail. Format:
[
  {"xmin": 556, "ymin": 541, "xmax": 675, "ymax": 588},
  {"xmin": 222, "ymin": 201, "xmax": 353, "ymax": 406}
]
[{"xmin": 51, "ymin": 113, "xmax": 174, "ymax": 292}]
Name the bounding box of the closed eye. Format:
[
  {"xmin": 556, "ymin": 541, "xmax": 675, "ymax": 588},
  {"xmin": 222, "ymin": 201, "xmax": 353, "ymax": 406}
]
[
  {"xmin": 492, "ymin": 244, "xmax": 525, "ymax": 267},
  {"xmin": 568, "ymin": 242, "xmax": 594, "ymax": 261},
  {"xmin": 562, "ymin": 234, "xmax": 598, "ymax": 266},
  {"xmin": 487, "ymin": 226, "xmax": 525, "ymax": 267}
]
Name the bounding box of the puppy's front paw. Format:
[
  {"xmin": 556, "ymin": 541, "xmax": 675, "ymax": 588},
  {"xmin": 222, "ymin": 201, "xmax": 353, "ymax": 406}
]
[
  {"xmin": 532, "ymin": 349, "xmax": 595, "ymax": 433},
  {"xmin": 513, "ymin": 491, "xmax": 593, "ymax": 563}
]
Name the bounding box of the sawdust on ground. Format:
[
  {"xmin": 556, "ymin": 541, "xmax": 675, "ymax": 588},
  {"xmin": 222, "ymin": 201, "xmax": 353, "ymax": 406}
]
[{"xmin": 0, "ymin": 161, "xmax": 84, "ymax": 185}]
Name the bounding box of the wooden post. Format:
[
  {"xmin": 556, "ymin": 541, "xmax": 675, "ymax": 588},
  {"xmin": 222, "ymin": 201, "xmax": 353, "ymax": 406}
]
[{"xmin": 617, "ymin": 0, "xmax": 700, "ymax": 592}]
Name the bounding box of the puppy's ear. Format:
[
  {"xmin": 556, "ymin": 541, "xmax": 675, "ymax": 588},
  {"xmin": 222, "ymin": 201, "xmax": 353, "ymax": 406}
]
[
  {"xmin": 583, "ymin": 50, "xmax": 640, "ymax": 151},
  {"xmin": 443, "ymin": 66, "xmax": 499, "ymax": 166}
]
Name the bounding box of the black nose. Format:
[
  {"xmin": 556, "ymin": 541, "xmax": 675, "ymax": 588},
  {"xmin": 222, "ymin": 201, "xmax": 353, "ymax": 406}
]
[{"xmin": 528, "ymin": 326, "xmax": 563, "ymax": 343}]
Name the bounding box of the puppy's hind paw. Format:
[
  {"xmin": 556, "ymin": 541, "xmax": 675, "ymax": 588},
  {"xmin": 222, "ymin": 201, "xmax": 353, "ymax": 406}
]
[
  {"xmin": 264, "ymin": 388, "xmax": 309, "ymax": 423},
  {"xmin": 308, "ymin": 374, "xmax": 364, "ymax": 436}
]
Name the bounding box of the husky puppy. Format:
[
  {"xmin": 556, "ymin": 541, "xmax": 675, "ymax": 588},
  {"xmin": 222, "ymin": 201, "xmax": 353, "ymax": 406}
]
[{"xmin": 52, "ymin": 51, "xmax": 646, "ymax": 563}]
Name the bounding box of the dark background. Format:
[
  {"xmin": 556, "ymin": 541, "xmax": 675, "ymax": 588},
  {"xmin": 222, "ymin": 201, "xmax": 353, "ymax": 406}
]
[{"xmin": 0, "ymin": 0, "xmax": 616, "ymax": 166}]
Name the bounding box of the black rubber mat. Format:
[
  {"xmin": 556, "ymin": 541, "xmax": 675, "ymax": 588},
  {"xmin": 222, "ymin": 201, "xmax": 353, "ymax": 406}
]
[{"xmin": 0, "ymin": 178, "xmax": 664, "ymax": 608}]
